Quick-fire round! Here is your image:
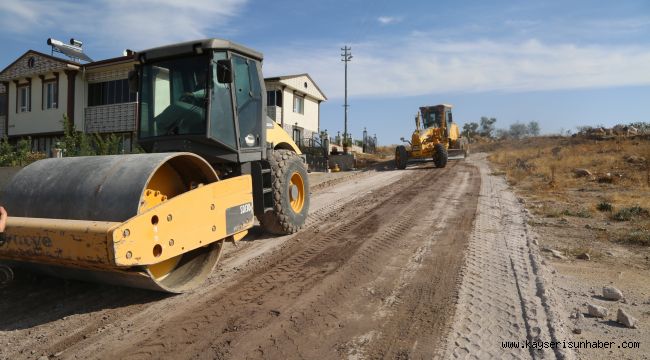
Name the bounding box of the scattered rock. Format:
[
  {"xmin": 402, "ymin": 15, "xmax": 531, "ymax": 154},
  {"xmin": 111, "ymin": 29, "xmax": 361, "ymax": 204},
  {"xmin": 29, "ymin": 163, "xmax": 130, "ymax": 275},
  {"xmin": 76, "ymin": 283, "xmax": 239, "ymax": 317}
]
[
  {"xmin": 605, "ymin": 251, "xmax": 615, "ymax": 257},
  {"xmin": 573, "ymin": 168, "xmax": 593, "ymax": 178},
  {"xmin": 603, "ymin": 286, "xmax": 624, "ymax": 301},
  {"xmin": 616, "ymin": 308, "xmax": 637, "ymax": 328},
  {"xmin": 550, "ymin": 249, "xmax": 565, "ymax": 259},
  {"xmin": 587, "ymin": 303, "xmax": 608, "ymax": 318},
  {"xmin": 624, "ymin": 154, "xmax": 647, "ymax": 165},
  {"xmin": 572, "ymin": 309, "xmax": 584, "ymax": 334},
  {"xmin": 551, "ymin": 147, "xmax": 562, "ymax": 157},
  {"xmin": 576, "ymin": 253, "xmax": 591, "ymax": 260},
  {"xmin": 515, "ymin": 158, "xmax": 535, "ymax": 171},
  {"xmin": 598, "ymin": 173, "xmax": 614, "ymax": 183}
]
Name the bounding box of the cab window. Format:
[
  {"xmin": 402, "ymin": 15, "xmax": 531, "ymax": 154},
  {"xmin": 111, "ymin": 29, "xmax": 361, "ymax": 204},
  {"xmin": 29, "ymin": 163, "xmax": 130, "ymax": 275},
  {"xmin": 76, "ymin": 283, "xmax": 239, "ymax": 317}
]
[{"xmin": 232, "ymin": 55, "xmax": 262, "ymax": 148}]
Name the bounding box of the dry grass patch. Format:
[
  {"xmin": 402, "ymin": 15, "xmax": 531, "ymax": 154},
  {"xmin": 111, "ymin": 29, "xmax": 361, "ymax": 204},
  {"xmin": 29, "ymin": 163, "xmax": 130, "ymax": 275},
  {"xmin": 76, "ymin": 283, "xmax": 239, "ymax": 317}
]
[{"xmin": 487, "ymin": 136, "xmax": 650, "ymax": 248}]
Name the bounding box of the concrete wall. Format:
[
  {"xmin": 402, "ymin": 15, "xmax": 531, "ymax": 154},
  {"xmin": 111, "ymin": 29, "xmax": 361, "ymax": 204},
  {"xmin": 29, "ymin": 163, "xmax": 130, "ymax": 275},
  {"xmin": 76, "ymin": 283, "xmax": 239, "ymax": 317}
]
[{"xmin": 328, "ymin": 154, "xmax": 355, "ymax": 171}]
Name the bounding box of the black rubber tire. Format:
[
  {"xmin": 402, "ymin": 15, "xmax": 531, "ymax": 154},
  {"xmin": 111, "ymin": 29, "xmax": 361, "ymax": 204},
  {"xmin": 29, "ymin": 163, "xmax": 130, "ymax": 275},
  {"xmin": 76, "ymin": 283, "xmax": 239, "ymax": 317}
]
[
  {"xmin": 259, "ymin": 150, "xmax": 310, "ymax": 235},
  {"xmin": 433, "ymin": 143, "xmax": 448, "ymax": 168},
  {"xmin": 395, "ymin": 145, "xmax": 408, "ymax": 170}
]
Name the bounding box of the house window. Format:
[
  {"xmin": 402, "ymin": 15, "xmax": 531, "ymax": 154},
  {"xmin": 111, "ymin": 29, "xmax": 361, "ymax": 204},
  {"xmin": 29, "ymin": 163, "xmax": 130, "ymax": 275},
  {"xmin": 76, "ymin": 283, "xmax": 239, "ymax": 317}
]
[
  {"xmin": 44, "ymin": 81, "xmax": 58, "ymax": 109},
  {"xmin": 0, "ymin": 93, "xmax": 6, "ymax": 117},
  {"xmin": 293, "ymin": 128, "xmax": 301, "ymax": 145},
  {"xmin": 267, "ymin": 90, "xmax": 282, "ymax": 107},
  {"xmin": 18, "ymin": 85, "xmax": 30, "ymax": 113},
  {"xmin": 88, "ymin": 79, "xmax": 136, "ymax": 107},
  {"xmin": 293, "ymin": 94, "xmax": 304, "ymax": 114}
]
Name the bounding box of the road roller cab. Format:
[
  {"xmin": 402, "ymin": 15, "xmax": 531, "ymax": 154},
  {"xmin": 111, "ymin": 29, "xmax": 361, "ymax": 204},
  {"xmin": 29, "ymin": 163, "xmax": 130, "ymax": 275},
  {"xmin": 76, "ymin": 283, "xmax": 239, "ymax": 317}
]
[{"xmin": 0, "ymin": 39, "xmax": 309, "ymax": 293}]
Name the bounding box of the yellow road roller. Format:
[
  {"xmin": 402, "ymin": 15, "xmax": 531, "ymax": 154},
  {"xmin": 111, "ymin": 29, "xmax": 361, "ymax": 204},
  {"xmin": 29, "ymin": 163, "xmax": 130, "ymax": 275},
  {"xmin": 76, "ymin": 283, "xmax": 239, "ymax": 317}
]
[{"xmin": 0, "ymin": 39, "xmax": 309, "ymax": 293}]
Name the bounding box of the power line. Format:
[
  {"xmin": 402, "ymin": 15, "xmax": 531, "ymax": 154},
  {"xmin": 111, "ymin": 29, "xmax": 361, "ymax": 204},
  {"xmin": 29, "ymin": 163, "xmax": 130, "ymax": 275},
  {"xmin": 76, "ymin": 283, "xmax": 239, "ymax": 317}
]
[{"xmin": 341, "ymin": 45, "xmax": 352, "ymax": 150}]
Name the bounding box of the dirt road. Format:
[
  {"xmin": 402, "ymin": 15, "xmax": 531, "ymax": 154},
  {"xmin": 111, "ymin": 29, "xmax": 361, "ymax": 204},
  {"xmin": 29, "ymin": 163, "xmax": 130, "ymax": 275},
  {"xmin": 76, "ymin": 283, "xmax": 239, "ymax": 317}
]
[{"xmin": 0, "ymin": 161, "xmax": 481, "ymax": 359}]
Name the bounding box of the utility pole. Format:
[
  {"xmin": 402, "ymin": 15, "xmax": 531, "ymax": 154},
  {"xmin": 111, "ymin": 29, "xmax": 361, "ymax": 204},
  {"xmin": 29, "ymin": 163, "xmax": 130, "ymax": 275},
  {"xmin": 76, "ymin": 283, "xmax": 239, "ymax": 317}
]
[{"xmin": 341, "ymin": 46, "xmax": 352, "ymax": 151}]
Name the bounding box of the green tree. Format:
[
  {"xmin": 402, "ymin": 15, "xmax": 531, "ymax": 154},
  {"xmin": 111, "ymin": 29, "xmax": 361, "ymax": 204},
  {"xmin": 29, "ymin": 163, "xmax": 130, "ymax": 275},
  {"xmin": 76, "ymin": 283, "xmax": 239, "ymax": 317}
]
[
  {"xmin": 16, "ymin": 137, "xmax": 31, "ymax": 166},
  {"xmin": 527, "ymin": 121, "xmax": 541, "ymax": 136},
  {"xmin": 462, "ymin": 122, "xmax": 479, "ymax": 139},
  {"xmin": 94, "ymin": 133, "xmax": 122, "ymax": 155},
  {"xmin": 0, "ymin": 137, "xmax": 15, "ymax": 166},
  {"xmin": 61, "ymin": 114, "xmax": 97, "ymax": 156},
  {"xmin": 479, "ymin": 117, "xmax": 497, "ymax": 138},
  {"xmin": 509, "ymin": 122, "xmax": 529, "ymax": 139}
]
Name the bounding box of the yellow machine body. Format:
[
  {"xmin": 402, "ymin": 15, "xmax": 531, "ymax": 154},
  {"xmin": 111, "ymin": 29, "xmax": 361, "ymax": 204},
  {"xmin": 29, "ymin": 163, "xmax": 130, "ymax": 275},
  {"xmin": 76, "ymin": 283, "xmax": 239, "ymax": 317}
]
[
  {"xmin": 395, "ymin": 104, "xmax": 465, "ymax": 169},
  {"xmin": 0, "ymin": 39, "xmax": 311, "ymax": 293},
  {"xmin": 0, "ymin": 153, "xmax": 257, "ymax": 292},
  {"xmin": 266, "ymin": 119, "xmax": 302, "ymax": 153},
  {"xmin": 1, "ymin": 176, "xmax": 253, "ymax": 270},
  {"xmin": 407, "ymin": 104, "xmax": 459, "ymax": 159}
]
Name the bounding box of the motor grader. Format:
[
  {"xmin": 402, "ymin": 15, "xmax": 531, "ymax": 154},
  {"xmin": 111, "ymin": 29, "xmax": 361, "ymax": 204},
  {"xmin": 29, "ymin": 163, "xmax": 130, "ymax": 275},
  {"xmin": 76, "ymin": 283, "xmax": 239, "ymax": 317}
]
[
  {"xmin": 0, "ymin": 39, "xmax": 309, "ymax": 293},
  {"xmin": 394, "ymin": 104, "xmax": 465, "ymax": 170}
]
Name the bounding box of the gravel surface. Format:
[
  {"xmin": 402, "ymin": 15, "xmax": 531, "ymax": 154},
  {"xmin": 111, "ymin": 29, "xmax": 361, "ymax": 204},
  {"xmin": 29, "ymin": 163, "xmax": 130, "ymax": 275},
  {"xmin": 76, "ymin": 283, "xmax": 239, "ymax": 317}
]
[{"xmin": 442, "ymin": 154, "xmax": 574, "ymax": 360}]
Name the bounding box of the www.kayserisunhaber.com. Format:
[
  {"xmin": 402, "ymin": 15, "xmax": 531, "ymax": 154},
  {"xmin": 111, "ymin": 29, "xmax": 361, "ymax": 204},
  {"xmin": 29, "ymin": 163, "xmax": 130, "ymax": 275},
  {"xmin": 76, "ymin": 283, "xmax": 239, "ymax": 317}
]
[{"xmin": 501, "ymin": 340, "xmax": 641, "ymax": 349}]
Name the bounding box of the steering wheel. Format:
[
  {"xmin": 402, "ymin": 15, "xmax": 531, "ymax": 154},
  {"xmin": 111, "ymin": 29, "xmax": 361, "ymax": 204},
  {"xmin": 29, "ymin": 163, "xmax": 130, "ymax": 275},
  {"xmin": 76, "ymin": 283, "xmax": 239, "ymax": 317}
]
[{"xmin": 180, "ymin": 92, "xmax": 198, "ymax": 105}]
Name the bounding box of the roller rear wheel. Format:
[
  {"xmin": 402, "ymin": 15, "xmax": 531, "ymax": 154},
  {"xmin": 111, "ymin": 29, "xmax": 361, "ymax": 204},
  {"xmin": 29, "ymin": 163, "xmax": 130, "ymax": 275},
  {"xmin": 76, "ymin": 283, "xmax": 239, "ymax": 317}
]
[{"xmin": 259, "ymin": 150, "xmax": 310, "ymax": 235}]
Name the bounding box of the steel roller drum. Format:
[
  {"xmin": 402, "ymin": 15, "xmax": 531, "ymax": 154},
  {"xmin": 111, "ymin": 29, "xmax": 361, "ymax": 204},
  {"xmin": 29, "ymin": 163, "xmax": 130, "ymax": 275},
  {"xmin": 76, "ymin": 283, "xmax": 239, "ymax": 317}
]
[{"xmin": 1, "ymin": 152, "xmax": 224, "ymax": 292}]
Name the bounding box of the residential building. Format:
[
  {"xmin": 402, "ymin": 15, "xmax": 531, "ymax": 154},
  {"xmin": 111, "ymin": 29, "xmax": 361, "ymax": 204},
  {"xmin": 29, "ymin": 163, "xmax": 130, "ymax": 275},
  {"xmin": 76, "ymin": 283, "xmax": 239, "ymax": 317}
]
[
  {"xmin": 0, "ymin": 49, "xmax": 137, "ymax": 155},
  {"xmin": 83, "ymin": 55, "xmax": 138, "ymax": 151},
  {"xmin": 0, "ymin": 50, "xmax": 84, "ymax": 154},
  {"xmin": 0, "ymin": 48, "xmax": 325, "ymax": 156},
  {"xmin": 264, "ymin": 74, "xmax": 327, "ymax": 146}
]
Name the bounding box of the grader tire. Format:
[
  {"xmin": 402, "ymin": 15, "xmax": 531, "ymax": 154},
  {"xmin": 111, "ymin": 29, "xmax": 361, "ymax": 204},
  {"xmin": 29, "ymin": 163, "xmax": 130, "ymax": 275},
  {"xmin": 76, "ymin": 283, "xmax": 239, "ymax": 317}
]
[
  {"xmin": 260, "ymin": 150, "xmax": 310, "ymax": 235},
  {"xmin": 395, "ymin": 145, "xmax": 408, "ymax": 170},
  {"xmin": 433, "ymin": 143, "xmax": 448, "ymax": 168}
]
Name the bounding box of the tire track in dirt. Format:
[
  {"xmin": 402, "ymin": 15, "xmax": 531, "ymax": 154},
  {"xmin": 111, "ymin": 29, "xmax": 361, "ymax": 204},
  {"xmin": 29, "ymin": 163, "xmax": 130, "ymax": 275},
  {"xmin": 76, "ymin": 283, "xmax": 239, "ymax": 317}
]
[
  {"xmin": 107, "ymin": 165, "xmax": 449, "ymax": 360},
  {"xmin": 0, "ymin": 169, "xmax": 406, "ymax": 360},
  {"xmin": 442, "ymin": 154, "xmax": 573, "ymax": 360},
  {"xmin": 1, "ymin": 161, "xmax": 482, "ymax": 360},
  {"xmin": 74, "ymin": 161, "xmax": 482, "ymax": 360}
]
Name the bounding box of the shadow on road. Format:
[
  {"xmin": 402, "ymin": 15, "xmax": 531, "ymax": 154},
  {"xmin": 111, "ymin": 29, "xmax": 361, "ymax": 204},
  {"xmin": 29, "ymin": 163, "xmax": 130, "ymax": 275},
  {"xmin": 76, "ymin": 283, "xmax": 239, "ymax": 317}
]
[{"xmin": 0, "ymin": 268, "xmax": 167, "ymax": 331}]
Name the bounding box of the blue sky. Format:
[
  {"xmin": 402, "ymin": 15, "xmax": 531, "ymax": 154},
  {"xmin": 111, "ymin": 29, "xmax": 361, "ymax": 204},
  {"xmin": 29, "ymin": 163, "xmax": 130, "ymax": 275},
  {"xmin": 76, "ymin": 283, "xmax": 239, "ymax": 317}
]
[{"xmin": 1, "ymin": 0, "xmax": 649, "ymax": 144}]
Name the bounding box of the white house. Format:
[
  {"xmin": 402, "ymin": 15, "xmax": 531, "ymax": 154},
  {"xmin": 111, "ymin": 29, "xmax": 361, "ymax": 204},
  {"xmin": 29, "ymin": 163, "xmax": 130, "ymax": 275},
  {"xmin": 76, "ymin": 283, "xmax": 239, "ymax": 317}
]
[{"xmin": 264, "ymin": 74, "xmax": 327, "ymax": 147}]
